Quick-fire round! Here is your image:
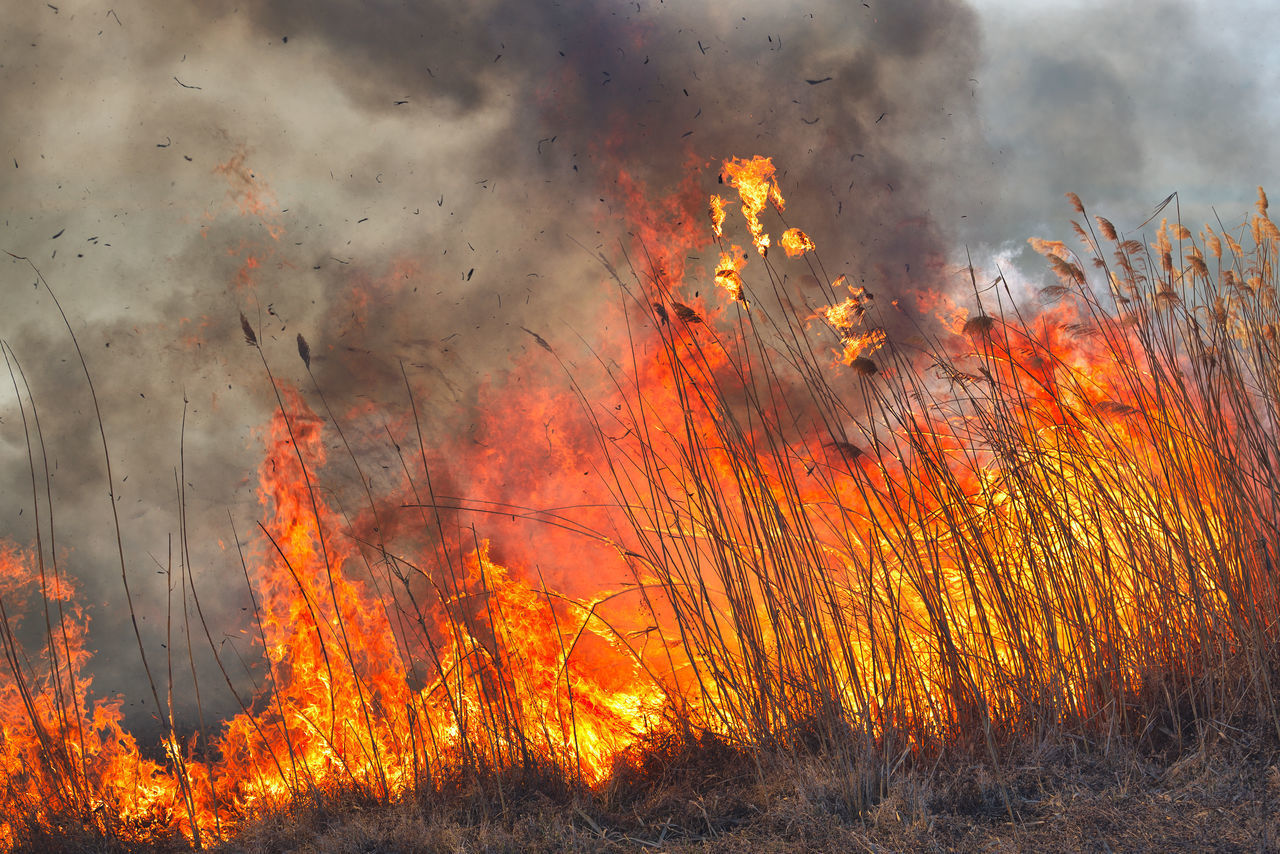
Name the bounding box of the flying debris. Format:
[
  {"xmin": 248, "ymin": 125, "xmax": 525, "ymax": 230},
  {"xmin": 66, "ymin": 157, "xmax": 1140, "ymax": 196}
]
[
  {"xmin": 962, "ymin": 315, "xmax": 995, "ymax": 337},
  {"xmin": 672, "ymin": 303, "xmax": 703, "ymax": 324},
  {"xmin": 805, "ymin": 77, "xmax": 832, "ymax": 85},
  {"xmin": 240, "ymin": 313, "xmax": 258, "ymax": 347},
  {"xmin": 521, "ymin": 327, "xmax": 552, "ymax": 352},
  {"xmin": 825, "ymin": 441, "xmax": 864, "ymax": 462},
  {"xmin": 850, "ymin": 356, "xmax": 878, "ymax": 376},
  {"xmin": 297, "ymin": 333, "xmax": 311, "ymax": 369}
]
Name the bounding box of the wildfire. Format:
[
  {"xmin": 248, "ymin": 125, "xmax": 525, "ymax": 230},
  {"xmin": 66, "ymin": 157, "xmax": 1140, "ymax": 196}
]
[
  {"xmin": 3, "ymin": 155, "xmax": 1280, "ymax": 849},
  {"xmin": 0, "ymin": 542, "xmax": 180, "ymax": 846},
  {"xmin": 204, "ymin": 390, "xmax": 663, "ymax": 815}
]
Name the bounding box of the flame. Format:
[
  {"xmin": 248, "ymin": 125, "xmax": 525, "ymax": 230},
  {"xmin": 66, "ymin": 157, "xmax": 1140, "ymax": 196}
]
[
  {"xmin": 4, "ymin": 155, "xmax": 1280, "ymax": 848},
  {"xmin": 822, "ymin": 296, "xmax": 862, "ymax": 329},
  {"xmin": 779, "ymin": 227, "xmax": 815, "ymax": 258},
  {"xmin": 719, "ymin": 155, "xmax": 785, "ymax": 256},
  {"xmin": 202, "ymin": 390, "xmax": 662, "ymax": 816},
  {"xmin": 0, "ymin": 542, "xmax": 181, "ymax": 847},
  {"xmin": 817, "ymin": 279, "xmax": 885, "ymax": 364},
  {"xmin": 709, "ymin": 194, "xmax": 728, "ymax": 238},
  {"xmin": 714, "ymin": 245, "xmax": 748, "ymax": 302},
  {"xmin": 836, "ymin": 329, "xmax": 887, "ymax": 364},
  {"xmin": 214, "ymin": 148, "xmax": 284, "ymax": 240}
]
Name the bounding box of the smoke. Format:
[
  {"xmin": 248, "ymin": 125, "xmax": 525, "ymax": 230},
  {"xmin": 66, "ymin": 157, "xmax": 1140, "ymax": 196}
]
[
  {"xmin": 961, "ymin": 0, "xmax": 1280, "ymax": 277},
  {"xmin": 1, "ymin": 0, "xmax": 1275, "ymax": 736}
]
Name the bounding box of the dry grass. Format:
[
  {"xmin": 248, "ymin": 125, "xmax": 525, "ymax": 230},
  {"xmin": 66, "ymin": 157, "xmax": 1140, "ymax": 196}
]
[
  {"xmin": 590, "ymin": 186, "xmax": 1280, "ymax": 772},
  {"xmin": 200, "ymin": 736, "xmax": 1279, "ymax": 853},
  {"xmin": 10, "ymin": 737, "xmax": 1279, "ymax": 852}
]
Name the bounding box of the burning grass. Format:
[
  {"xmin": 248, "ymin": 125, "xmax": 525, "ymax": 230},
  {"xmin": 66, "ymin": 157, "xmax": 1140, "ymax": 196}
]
[{"xmin": 3, "ymin": 162, "xmax": 1280, "ymax": 850}]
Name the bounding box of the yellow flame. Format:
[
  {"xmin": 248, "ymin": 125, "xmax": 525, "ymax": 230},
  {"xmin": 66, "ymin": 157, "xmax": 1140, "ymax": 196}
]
[
  {"xmin": 780, "ymin": 227, "xmax": 815, "ymax": 258},
  {"xmin": 709, "ymin": 195, "xmax": 728, "ymax": 238},
  {"xmin": 715, "ymin": 246, "xmax": 749, "ymax": 302},
  {"xmin": 838, "ymin": 329, "xmax": 887, "ymax": 365},
  {"xmin": 721, "ymin": 156, "xmax": 785, "ymax": 256},
  {"xmin": 823, "ymin": 297, "xmax": 862, "ymax": 330}
]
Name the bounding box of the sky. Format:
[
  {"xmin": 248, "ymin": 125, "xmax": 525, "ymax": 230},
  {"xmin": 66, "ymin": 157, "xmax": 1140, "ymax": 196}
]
[{"xmin": 1, "ymin": 0, "xmax": 1278, "ymax": 727}]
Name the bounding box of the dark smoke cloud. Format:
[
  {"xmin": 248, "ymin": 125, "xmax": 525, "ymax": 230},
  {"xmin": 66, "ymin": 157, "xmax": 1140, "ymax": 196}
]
[{"xmin": 252, "ymin": 0, "xmax": 995, "ymax": 412}]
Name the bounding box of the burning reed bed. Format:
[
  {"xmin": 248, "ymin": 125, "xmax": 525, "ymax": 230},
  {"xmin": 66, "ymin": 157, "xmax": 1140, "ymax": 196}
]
[{"xmin": 3, "ymin": 164, "xmax": 1280, "ymax": 851}]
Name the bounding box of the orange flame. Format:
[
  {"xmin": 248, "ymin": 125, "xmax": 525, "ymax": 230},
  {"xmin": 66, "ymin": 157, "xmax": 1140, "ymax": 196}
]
[
  {"xmin": 203, "ymin": 390, "xmax": 663, "ymax": 816},
  {"xmin": 779, "ymin": 227, "xmax": 815, "ymax": 258},
  {"xmin": 0, "ymin": 542, "xmax": 180, "ymax": 846},
  {"xmin": 719, "ymin": 155, "xmax": 785, "ymax": 256},
  {"xmin": 709, "ymin": 194, "xmax": 728, "ymax": 238},
  {"xmin": 714, "ymin": 245, "xmax": 748, "ymax": 302}
]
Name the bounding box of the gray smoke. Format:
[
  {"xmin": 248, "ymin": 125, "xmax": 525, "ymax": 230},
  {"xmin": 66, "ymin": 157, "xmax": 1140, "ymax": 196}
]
[{"xmin": 961, "ymin": 0, "xmax": 1280, "ymax": 278}]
